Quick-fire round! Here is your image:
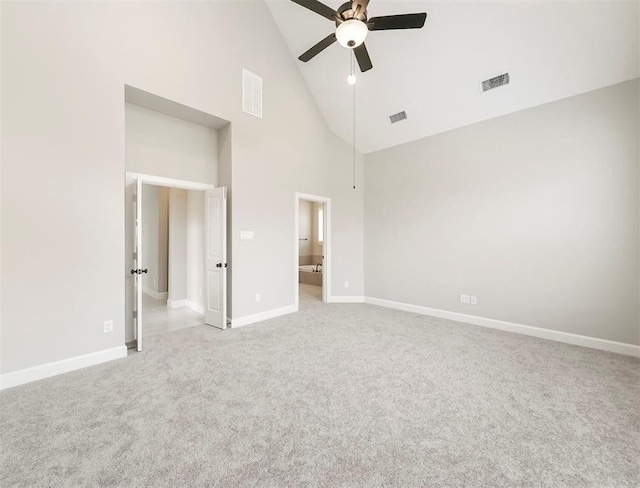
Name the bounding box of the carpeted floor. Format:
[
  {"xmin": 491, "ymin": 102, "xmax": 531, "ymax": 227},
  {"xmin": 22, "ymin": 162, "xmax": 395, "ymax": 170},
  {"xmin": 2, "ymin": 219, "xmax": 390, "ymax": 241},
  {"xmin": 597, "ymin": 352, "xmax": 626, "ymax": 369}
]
[{"xmin": 1, "ymin": 285, "xmax": 639, "ymax": 487}]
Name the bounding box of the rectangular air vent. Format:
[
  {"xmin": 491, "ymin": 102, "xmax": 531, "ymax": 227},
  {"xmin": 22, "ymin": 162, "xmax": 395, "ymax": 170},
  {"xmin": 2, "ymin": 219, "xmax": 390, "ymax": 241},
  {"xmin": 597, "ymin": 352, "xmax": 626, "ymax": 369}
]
[
  {"xmin": 242, "ymin": 69, "xmax": 263, "ymax": 119},
  {"xmin": 481, "ymin": 73, "xmax": 510, "ymax": 93},
  {"xmin": 389, "ymin": 111, "xmax": 407, "ymax": 124}
]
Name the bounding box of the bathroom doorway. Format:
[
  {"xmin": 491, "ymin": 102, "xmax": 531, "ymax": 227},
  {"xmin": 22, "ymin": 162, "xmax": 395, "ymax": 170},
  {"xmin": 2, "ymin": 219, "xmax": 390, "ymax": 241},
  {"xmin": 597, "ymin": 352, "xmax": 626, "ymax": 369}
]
[{"xmin": 294, "ymin": 193, "xmax": 330, "ymax": 309}]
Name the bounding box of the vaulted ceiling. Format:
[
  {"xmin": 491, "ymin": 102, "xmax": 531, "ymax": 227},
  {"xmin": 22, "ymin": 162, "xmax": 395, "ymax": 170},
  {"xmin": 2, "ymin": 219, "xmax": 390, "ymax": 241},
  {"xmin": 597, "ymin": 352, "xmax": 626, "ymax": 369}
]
[{"xmin": 266, "ymin": 0, "xmax": 639, "ymax": 154}]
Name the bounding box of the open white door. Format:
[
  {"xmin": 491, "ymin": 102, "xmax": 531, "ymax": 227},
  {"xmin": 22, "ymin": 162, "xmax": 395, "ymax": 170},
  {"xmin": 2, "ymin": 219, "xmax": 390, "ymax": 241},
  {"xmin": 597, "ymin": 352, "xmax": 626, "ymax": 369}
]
[
  {"xmin": 134, "ymin": 178, "xmax": 144, "ymax": 351},
  {"xmin": 204, "ymin": 187, "xmax": 227, "ymax": 329}
]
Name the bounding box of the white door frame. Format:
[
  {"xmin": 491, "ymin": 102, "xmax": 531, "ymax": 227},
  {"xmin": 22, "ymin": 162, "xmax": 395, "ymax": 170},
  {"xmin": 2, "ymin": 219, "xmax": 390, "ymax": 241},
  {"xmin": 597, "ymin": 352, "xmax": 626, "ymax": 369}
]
[
  {"xmin": 126, "ymin": 172, "xmax": 217, "ymax": 350},
  {"xmin": 294, "ymin": 192, "xmax": 331, "ymax": 308},
  {"xmin": 127, "ymin": 172, "xmax": 217, "ymax": 192}
]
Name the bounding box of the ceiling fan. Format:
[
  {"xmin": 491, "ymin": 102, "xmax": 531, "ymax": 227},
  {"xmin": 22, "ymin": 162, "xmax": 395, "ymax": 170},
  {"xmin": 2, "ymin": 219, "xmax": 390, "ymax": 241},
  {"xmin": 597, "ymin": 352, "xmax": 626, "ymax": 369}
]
[{"xmin": 291, "ymin": 0, "xmax": 427, "ymax": 73}]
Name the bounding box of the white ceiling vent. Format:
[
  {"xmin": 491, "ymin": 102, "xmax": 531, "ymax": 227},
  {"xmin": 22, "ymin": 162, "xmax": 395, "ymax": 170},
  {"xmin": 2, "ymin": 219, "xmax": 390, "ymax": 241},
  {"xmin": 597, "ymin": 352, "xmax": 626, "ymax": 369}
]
[
  {"xmin": 389, "ymin": 111, "xmax": 407, "ymax": 124},
  {"xmin": 481, "ymin": 73, "xmax": 510, "ymax": 93},
  {"xmin": 242, "ymin": 69, "xmax": 263, "ymax": 119}
]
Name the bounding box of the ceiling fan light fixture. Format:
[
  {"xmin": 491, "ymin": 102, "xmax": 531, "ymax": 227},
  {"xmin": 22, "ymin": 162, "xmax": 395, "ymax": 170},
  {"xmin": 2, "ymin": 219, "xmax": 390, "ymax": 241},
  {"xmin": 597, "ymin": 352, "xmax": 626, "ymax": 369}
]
[{"xmin": 336, "ymin": 19, "xmax": 368, "ymax": 48}]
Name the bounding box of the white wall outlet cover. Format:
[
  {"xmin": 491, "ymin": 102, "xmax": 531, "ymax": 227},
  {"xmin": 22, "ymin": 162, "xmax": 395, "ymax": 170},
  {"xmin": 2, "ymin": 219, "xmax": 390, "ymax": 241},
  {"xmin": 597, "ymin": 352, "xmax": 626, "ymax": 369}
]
[
  {"xmin": 344, "ymin": 281, "xmax": 350, "ymax": 289},
  {"xmin": 470, "ymin": 296, "xmax": 477, "ymax": 305},
  {"xmin": 460, "ymin": 295, "xmax": 471, "ymax": 304},
  {"xmin": 103, "ymin": 320, "xmax": 114, "ymax": 333},
  {"xmin": 255, "ymin": 294, "xmax": 261, "ymax": 303},
  {"xmin": 240, "ymin": 231, "xmax": 254, "ymax": 240}
]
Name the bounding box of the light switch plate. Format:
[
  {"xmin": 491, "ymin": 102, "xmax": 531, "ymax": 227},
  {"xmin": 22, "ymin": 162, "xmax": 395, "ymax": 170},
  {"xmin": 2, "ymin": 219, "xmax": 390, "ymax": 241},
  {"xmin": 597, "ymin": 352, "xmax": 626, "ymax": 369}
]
[{"xmin": 240, "ymin": 231, "xmax": 254, "ymax": 240}]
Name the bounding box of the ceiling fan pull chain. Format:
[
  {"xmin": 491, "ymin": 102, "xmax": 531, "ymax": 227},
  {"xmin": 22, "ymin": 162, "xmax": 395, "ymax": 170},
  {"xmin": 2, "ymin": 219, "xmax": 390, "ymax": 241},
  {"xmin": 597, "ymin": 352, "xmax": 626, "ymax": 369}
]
[{"xmin": 352, "ymin": 49, "xmax": 356, "ymax": 190}]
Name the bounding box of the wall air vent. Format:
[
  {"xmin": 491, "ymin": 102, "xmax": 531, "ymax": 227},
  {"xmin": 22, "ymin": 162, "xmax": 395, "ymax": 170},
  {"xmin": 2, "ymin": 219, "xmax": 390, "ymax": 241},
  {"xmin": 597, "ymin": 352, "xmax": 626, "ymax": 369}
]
[
  {"xmin": 481, "ymin": 73, "xmax": 510, "ymax": 93},
  {"xmin": 389, "ymin": 111, "xmax": 407, "ymax": 124},
  {"xmin": 242, "ymin": 69, "xmax": 263, "ymax": 119}
]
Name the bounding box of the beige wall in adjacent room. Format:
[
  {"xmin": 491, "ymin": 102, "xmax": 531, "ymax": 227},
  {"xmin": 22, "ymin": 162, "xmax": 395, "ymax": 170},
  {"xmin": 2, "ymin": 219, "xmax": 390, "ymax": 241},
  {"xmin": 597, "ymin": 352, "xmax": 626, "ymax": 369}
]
[
  {"xmin": 299, "ymin": 199, "xmax": 313, "ymax": 258},
  {"xmin": 186, "ymin": 190, "xmax": 205, "ymax": 311},
  {"xmin": 168, "ymin": 189, "xmax": 188, "ymax": 305},
  {"xmin": 142, "ymin": 185, "xmax": 169, "ymax": 295},
  {"xmin": 298, "ymin": 199, "xmax": 324, "ymax": 266},
  {"xmin": 365, "ymin": 79, "xmax": 640, "ymax": 346}
]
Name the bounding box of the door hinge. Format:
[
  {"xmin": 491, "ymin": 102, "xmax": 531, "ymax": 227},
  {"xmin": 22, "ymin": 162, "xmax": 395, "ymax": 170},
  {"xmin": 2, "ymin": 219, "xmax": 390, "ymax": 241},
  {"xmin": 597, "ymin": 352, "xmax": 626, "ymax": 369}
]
[
  {"xmin": 133, "ymin": 251, "xmax": 137, "ymax": 260},
  {"xmin": 133, "ymin": 310, "xmax": 137, "ymax": 319}
]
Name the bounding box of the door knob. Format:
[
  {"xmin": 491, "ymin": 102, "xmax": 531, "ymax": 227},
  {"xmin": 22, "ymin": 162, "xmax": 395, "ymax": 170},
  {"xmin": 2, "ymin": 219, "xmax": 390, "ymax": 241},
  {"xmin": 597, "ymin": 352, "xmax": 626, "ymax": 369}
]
[
  {"xmin": 216, "ymin": 263, "xmax": 222, "ymax": 268},
  {"xmin": 130, "ymin": 269, "xmax": 148, "ymax": 275}
]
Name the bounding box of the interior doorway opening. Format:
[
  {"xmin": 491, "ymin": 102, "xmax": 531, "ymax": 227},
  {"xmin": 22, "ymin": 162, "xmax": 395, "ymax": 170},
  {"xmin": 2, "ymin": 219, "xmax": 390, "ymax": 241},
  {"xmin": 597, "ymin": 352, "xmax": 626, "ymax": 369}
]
[
  {"xmin": 126, "ymin": 174, "xmax": 227, "ymax": 352},
  {"xmin": 140, "ymin": 183, "xmax": 206, "ymax": 339},
  {"xmin": 295, "ymin": 193, "xmax": 331, "ymax": 309}
]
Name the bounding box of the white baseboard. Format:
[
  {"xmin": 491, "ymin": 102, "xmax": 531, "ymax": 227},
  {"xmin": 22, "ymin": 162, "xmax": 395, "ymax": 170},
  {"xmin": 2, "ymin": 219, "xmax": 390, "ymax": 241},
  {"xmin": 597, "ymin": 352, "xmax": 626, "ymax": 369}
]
[
  {"xmin": 185, "ymin": 300, "xmax": 205, "ymax": 316},
  {"xmin": 231, "ymin": 304, "xmax": 298, "ymax": 329},
  {"xmin": 166, "ymin": 298, "xmax": 204, "ymax": 315},
  {"xmin": 143, "ymin": 287, "xmax": 168, "ymax": 300},
  {"xmin": 0, "ymin": 345, "xmax": 128, "ymax": 391},
  {"xmin": 167, "ymin": 299, "xmax": 186, "ymax": 309},
  {"xmin": 328, "ymin": 295, "xmax": 365, "ymax": 303},
  {"xmin": 364, "ymin": 297, "xmax": 640, "ymax": 358}
]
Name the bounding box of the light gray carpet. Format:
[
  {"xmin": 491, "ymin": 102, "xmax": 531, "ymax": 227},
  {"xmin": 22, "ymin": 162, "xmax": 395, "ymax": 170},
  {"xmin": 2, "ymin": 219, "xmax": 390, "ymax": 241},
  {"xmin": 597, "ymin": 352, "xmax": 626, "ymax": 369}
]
[{"xmin": 1, "ymin": 284, "xmax": 639, "ymax": 487}]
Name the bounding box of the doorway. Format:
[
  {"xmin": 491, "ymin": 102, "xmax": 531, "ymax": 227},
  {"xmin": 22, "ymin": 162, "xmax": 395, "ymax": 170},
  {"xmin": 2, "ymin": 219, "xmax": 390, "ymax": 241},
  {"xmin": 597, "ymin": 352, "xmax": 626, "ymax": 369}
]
[
  {"xmin": 126, "ymin": 173, "xmax": 227, "ymax": 351},
  {"xmin": 139, "ymin": 183, "xmax": 205, "ymax": 338},
  {"xmin": 295, "ymin": 193, "xmax": 331, "ymax": 309}
]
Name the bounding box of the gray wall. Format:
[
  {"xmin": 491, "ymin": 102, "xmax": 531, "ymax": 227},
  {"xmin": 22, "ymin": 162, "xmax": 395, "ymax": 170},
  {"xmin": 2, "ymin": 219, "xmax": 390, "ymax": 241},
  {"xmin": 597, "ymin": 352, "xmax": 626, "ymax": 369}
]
[
  {"xmin": 125, "ymin": 102, "xmax": 219, "ymax": 183},
  {"xmin": 1, "ymin": 1, "xmax": 364, "ymax": 374},
  {"xmin": 365, "ymin": 79, "xmax": 640, "ymax": 346}
]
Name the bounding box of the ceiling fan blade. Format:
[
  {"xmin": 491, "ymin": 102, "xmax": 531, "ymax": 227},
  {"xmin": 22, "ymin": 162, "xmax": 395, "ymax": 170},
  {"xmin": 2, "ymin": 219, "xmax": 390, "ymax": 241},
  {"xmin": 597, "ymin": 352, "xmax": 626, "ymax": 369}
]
[
  {"xmin": 367, "ymin": 13, "xmax": 427, "ymax": 31},
  {"xmin": 353, "ymin": 43, "xmax": 373, "ymax": 72},
  {"xmin": 290, "ymin": 0, "xmax": 339, "ymax": 21},
  {"xmin": 299, "ymin": 33, "xmax": 337, "ymax": 62}
]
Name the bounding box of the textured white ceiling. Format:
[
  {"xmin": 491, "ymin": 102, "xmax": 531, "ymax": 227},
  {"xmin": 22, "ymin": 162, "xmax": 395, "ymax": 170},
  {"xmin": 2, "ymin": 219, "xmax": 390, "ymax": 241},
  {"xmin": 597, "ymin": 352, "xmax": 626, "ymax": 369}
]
[{"xmin": 265, "ymin": 0, "xmax": 639, "ymax": 154}]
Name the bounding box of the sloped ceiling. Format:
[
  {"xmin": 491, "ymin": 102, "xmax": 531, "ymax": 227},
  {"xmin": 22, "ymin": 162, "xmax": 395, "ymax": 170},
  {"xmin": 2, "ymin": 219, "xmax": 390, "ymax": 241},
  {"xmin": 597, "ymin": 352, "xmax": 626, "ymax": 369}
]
[{"xmin": 266, "ymin": 0, "xmax": 639, "ymax": 154}]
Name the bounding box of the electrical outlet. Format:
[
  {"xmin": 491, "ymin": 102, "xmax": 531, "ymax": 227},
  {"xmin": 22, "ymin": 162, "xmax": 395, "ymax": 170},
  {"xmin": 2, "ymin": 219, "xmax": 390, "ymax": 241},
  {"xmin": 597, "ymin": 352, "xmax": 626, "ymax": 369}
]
[
  {"xmin": 470, "ymin": 296, "xmax": 477, "ymax": 305},
  {"xmin": 255, "ymin": 294, "xmax": 261, "ymax": 303},
  {"xmin": 344, "ymin": 281, "xmax": 349, "ymax": 289},
  {"xmin": 103, "ymin": 320, "xmax": 114, "ymax": 333},
  {"xmin": 460, "ymin": 294, "xmax": 470, "ymax": 304}
]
